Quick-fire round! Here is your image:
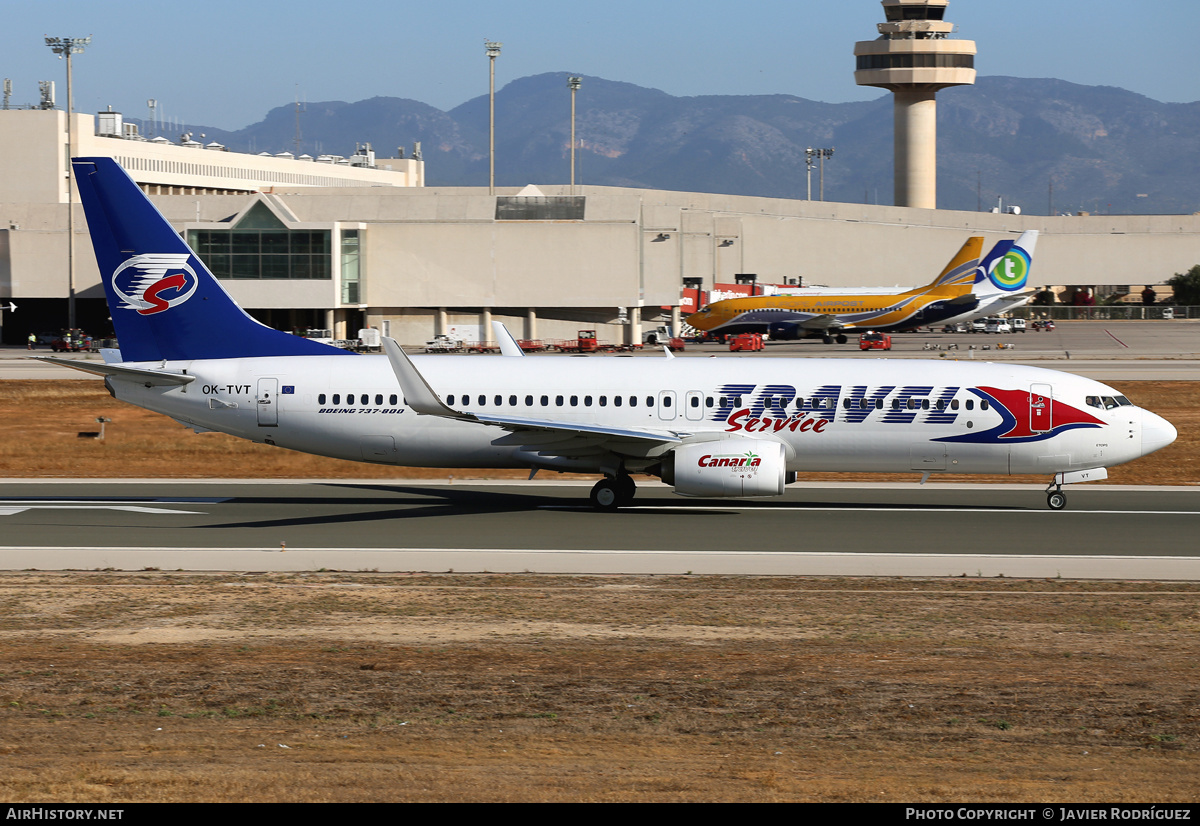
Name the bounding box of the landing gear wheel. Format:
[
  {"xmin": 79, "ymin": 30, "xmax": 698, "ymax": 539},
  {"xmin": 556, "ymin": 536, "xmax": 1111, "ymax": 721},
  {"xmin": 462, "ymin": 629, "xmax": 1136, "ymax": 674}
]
[
  {"xmin": 1047, "ymin": 491, "xmax": 1067, "ymax": 510},
  {"xmin": 822, "ymin": 334, "xmax": 834, "ymax": 345},
  {"xmin": 616, "ymin": 474, "xmax": 636, "ymax": 505},
  {"xmin": 590, "ymin": 479, "xmax": 621, "ymax": 512},
  {"xmin": 835, "ymin": 334, "xmax": 848, "ymax": 344}
]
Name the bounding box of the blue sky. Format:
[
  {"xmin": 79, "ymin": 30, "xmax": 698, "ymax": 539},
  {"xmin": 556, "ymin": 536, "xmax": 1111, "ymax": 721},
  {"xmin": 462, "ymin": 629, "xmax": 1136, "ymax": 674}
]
[{"xmin": 6, "ymin": 0, "xmax": 1198, "ymax": 131}]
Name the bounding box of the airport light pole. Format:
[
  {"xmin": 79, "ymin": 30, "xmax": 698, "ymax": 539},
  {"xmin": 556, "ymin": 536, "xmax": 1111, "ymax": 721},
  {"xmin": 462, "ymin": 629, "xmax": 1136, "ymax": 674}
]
[
  {"xmin": 486, "ymin": 41, "xmax": 502, "ymax": 194},
  {"xmin": 568, "ymin": 76, "xmax": 581, "ymax": 195},
  {"xmin": 45, "ymin": 35, "xmax": 91, "ymax": 332},
  {"xmin": 817, "ymin": 147, "xmax": 834, "ymax": 201},
  {"xmin": 804, "ymin": 147, "xmax": 815, "ymax": 200}
]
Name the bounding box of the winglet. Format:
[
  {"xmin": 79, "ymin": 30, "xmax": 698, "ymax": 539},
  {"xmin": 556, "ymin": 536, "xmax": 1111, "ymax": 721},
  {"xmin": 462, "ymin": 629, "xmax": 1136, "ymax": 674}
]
[
  {"xmin": 382, "ymin": 336, "xmax": 463, "ymax": 417},
  {"xmin": 492, "ymin": 321, "xmax": 525, "ymax": 357}
]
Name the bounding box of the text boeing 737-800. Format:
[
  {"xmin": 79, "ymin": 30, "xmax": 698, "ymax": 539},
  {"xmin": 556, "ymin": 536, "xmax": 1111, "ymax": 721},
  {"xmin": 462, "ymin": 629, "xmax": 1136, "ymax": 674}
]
[{"xmin": 41, "ymin": 158, "xmax": 1175, "ymax": 511}]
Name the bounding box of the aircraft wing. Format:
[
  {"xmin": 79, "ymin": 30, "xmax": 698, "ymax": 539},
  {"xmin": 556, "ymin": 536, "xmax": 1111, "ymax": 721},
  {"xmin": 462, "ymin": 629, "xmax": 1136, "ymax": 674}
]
[
  {"xmin": 946, "ymin": 293, "xmax": 980, "ymax": 306},
  {"xmin": 794, "ymin": 314, "xmax": 845, "ymax": 332},
  {"xmin": 382, "ymin": 337, "xmax": 683, "ymax": 456},
  {"xmin": 994, "ymin": 290, "xmax": 1037, "ymax": 304},
  {"xmin": 34, "ymin": 357, "xmax": 196, "ymax": 386}
]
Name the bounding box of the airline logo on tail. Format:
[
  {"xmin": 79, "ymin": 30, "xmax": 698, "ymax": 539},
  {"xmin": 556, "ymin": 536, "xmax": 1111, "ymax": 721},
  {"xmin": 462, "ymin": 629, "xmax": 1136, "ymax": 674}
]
[
  {"xmin": 975, "ymin": 231, "xmax": 1036, "ymax": 295},
  {"xmin": 988, "ymin": 246, "xmax": 1031, "ymax": 292},
  {"xmin": 112, "ymin": 253, "xmax": 198, "ymax": 315}
]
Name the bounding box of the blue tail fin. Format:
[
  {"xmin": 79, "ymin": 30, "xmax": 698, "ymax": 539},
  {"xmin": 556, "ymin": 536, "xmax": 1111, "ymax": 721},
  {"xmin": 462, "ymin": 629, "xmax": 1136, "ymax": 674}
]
[
  {"xmin": 974, "ymin": 230, "xmax": 1037, "ymax": 296},
  {"xmin": 72, "ymin": 157, "xmax": 351, "ymax": 362}
]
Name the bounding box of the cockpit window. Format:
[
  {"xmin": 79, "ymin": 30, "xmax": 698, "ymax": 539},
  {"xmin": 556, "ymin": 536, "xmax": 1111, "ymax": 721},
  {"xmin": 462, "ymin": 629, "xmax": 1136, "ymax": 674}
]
[{"xmin": 1088, "ymin": 394, "xmax": 1133, "ymax": 410}]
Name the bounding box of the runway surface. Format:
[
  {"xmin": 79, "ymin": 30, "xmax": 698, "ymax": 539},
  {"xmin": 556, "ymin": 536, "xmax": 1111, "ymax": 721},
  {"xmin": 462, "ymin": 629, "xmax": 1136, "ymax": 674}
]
[
  {"xmin": 4, "ymin": 321, "xmax": 1196, "ymax": 578},
  {"xmin": 2, "ymin": 480, "xmax": 1198, "ymax": 579}
]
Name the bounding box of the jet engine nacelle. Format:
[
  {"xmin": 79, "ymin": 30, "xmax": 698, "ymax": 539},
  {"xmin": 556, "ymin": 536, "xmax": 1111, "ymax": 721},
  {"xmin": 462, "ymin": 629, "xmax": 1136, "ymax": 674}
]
[
  {"xmin": 767, "ymin": 321, "xmax": 801, "ymax": 341},
  {"xmin": 663, "ymin": 439, "xmax": 788, "ymax": 498}
]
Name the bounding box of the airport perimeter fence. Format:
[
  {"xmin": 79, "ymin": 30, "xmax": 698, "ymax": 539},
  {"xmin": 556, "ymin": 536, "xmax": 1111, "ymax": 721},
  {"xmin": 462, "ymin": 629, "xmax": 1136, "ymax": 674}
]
[{"xmin": 1013, "ymin": 306, "xmax": 1200, "ymax": 321}]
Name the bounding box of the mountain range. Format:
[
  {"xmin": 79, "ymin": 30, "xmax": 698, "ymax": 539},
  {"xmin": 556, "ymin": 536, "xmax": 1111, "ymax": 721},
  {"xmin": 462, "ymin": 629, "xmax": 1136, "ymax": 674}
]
[{"xmin": 148, "ymin": 73, "xmax": 1200, "ymax": 216}]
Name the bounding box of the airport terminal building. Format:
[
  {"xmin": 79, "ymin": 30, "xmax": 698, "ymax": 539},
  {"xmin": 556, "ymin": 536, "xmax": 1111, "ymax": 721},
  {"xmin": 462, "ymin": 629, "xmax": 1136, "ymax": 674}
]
[{"xmin": 2, "ymin": 107, "xmax": 1198, "ymax": 346}]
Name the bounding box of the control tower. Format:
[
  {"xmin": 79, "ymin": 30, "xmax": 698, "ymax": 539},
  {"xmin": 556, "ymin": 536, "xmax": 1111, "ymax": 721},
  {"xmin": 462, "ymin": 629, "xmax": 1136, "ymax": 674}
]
[{"xmin": 854, "ymin": 0, "xmax": 975, "ymax": 209}]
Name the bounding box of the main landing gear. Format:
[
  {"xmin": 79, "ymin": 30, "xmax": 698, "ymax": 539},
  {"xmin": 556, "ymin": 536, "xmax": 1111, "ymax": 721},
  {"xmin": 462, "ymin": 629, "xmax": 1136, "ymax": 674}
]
[
  {"xmin": 590, "ymin": 474, "xmax": 637, "ymax": 512},
  {"xmin": 821, "ymin": 333, "xmax": 849, "ymax": 345}
]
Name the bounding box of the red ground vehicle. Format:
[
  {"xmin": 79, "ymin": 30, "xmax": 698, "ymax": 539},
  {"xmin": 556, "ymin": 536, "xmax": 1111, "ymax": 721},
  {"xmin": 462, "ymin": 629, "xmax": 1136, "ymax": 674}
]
[
  {"xmin": 577, "ymin": 330, "xmax": 600, "ymax": 353},
  {"xmin": 858, "ymin": 331, "xmax": 892, "ymax": 351},
  {"xmin": 729, "ymin": 333, "xmax": 765, "ymax": 352},
  {"xmin": 50, "ymin": 329, "xmax": 94, "ymax": 352}
]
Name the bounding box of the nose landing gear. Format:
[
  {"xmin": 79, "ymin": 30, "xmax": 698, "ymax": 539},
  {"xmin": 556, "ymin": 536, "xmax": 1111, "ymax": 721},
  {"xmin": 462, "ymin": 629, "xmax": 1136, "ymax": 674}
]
[{"xmin": 1044, "ymin": 468, "xmax": 1107, "ymax": 510}]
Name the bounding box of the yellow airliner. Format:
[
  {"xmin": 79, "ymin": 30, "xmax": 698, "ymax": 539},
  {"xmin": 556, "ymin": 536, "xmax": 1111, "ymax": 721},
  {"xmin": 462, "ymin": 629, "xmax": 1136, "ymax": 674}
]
[{"xmin": 687, "ymin": 233, "xmax": 1036, "ymax": 343}]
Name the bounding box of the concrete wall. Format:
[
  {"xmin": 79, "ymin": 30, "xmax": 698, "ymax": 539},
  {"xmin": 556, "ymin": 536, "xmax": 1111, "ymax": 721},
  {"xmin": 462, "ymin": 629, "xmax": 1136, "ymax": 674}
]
[{"xmin": 5, "ymin": 175, "xmax": 1200, "ymax": 345}]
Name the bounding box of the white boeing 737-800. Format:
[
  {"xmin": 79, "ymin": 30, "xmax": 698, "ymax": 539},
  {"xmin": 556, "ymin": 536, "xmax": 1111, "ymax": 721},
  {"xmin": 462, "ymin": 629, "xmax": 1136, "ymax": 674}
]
[{"xmin": 42, "ymin": 158, "xmax": 1176, "ymax": 511}]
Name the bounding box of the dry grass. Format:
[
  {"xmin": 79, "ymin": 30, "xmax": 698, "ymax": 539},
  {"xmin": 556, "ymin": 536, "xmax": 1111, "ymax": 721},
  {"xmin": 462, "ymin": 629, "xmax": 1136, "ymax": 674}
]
[
  {"xmin": 0, "ymin": 573, "xmax": 1199, "ymax": 802},
  {"xmin": 0, "ymin": 380, "xmax": 1196, "ymax": 484}
]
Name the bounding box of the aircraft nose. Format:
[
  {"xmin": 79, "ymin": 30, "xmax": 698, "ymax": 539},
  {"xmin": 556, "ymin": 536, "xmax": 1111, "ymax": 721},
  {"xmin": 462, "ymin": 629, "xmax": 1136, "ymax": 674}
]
[{"xmin": 1140, "ymin": 409, "xmax": 1177, "ymax": 457}]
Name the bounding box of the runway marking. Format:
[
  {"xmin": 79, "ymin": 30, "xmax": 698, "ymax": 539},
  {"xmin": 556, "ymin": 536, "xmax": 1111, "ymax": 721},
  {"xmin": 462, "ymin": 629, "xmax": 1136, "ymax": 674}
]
[
  {"xmin": 1105, "ymin": 329, "xmax": 1129, "ymax": 348},
  {"xmin": 0, "ymin": 546, "xmax": 1197, "ymax": 562},
  {"xmin": 0, "ymin": 501, "xmax": 206, "ymax": 516},
  {"xmin": 0, "ymin": 498, "xmax": 229, "ymax": 504}
]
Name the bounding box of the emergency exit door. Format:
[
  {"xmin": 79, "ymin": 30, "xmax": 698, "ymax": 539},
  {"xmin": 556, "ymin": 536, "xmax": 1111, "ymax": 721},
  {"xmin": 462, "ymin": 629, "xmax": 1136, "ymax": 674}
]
[{"xmin": 1030, "ymin": 383, "xmax": 1052, "ymax": 433}]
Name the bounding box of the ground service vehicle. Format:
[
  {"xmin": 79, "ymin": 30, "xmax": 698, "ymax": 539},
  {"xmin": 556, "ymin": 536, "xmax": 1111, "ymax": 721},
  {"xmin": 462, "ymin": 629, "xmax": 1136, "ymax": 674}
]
[{"xmin": 859, "ymin": 332, "xmax": 892, "ymax": 351}]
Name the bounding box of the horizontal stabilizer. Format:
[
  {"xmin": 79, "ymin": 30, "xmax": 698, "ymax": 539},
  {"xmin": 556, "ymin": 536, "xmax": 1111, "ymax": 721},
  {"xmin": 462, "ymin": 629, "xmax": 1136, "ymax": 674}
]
[{"xmin": 34, "ymin": 357, "xmax": 196, "ymax": 386}]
